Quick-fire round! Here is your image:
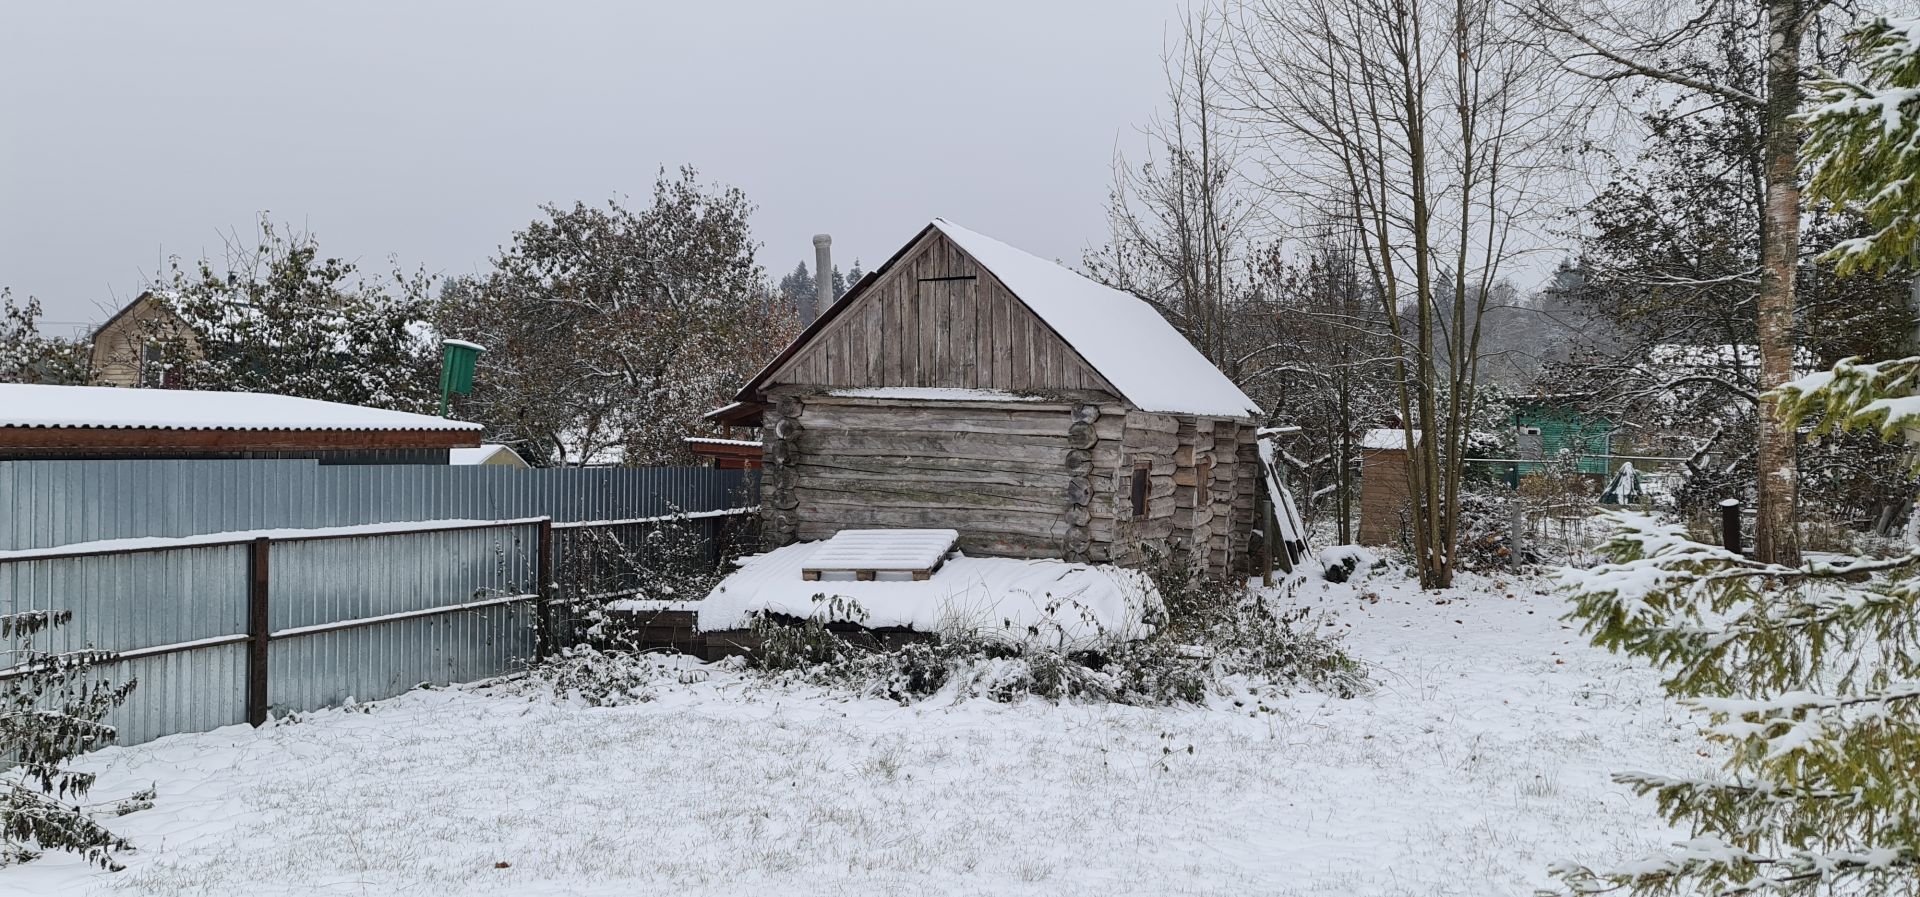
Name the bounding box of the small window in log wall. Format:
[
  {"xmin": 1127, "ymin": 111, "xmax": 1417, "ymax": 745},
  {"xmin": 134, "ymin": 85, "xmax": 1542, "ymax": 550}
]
[{"xmin": 1131, "ymin": 462, "xmax": 1151, "ymax": 518}]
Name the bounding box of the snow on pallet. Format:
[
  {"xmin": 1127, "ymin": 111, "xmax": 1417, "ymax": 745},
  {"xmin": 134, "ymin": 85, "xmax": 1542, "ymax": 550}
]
[{"xmin": 800, "ymin": 528, "xmax": 958, "ymax": 582}]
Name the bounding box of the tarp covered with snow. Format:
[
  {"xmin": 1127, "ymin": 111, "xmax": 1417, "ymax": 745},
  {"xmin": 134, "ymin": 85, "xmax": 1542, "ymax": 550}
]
[
  {"xmin": 0, "ymin": 384, "xmax": 483, "ymax": 432},
  {"xmin": 699, "ymin": 542, "xmax": 1162, "ymax": 649},
  {"xmin": 932, "ymin": 219, "xmax": 1261, "ymax": 419}
]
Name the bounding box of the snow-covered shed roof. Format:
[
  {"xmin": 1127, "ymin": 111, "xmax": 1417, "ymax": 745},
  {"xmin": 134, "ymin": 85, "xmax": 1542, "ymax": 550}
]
[
  {"xmin": 0, "ymin": 384, "xmax": 482, "ymax": 433},
  {"xmin": 449, "ymin": 444, "xmax": 528, "ymax": 466},
  {"xmin": 739, "ymin": 219, "xmax": 1260, "ymax": 419},
  {"xmin": 930, "ymin": 219, "xmax": 1258, "ymax": 418}
]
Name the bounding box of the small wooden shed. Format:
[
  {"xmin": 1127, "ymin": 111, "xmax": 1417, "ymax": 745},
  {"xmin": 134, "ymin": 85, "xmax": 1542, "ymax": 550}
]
[
  {"xmin": 1357, "ymin": 428, "xmax": 1415, "ymax": 546},
  {"xmin": 719, "ymin": 219, "xmax": 1265, "ymax": 578}
]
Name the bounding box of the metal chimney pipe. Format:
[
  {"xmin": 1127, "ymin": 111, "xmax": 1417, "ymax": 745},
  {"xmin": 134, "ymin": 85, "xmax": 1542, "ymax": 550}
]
[{"xmin": 811, "ymin": 233, "xmax": 833, "ymax": 323}]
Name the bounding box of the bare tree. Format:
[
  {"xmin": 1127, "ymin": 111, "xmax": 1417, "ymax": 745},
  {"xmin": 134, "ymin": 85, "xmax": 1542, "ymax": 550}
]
[
  {"xmin": 1523, "ymin": 0, "xmax": 1845, "ymax": 564},
  {"xmin": 1086, "ymin": 6, "xmax": 1262, "ymax": 375},
  {"xmin": 1225, "ymin": 0, "xmax": 1568, "ymax": 587}
]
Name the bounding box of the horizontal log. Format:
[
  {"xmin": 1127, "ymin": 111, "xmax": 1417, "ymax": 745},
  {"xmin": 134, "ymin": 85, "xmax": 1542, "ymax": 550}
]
[
  {"xmin": 1126, "ymin": 412, "xmax": 1181, "ymax": 434},
  {"xmin": 794, "ymin": 508, "xmax": 1070, "ymax": 542},
  {"xmin": 798, "ymin": 430, "xmax": 1069, "ymax": 462},
  {"xmin": 795, "ymin": 459, "xmax": 1075, "ymax": 490},
  {"xmin": 803, "ymin": 405, "xmax": 1073, "ymax": 437},
  {"xmin": 794, "ymin": 482, "xmax": 1066, "ymax": 514},
  {"xmin": 802, "ymin": 395, "xmax": 1075, "ymax": 414}
]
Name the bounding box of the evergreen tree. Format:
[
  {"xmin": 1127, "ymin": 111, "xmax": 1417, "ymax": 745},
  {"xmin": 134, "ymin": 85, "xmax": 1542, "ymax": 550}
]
[
  {"xmin": 1804, "ymin": 16, "xmax": 1920, "ymax": 275},
  {"xmin": 1, "ymin": 610, "xmax": 139, "ymax": 870},
  {"xmin": 776, "ymin": 261, "xmax": 816, "ymax": 309}
]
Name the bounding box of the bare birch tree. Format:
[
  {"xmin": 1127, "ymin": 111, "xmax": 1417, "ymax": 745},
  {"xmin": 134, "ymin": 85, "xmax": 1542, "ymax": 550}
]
[
  {"xmin": 1523, "ymin": 0, "xmax": 1846, "ymax": 565},
  {"xmin": 1224, "ymin": 0, "xmax": 1566, "ymax": 587}
]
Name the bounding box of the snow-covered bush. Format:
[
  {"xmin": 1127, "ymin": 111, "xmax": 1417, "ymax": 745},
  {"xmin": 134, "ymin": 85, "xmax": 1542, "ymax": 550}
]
[
  {"xmin": 1, "ymin": 610, "xmax": 138, "ymax": 870},
  {"xmin": 527, "ymin": 645, "xmax": 666, "ymax": 707},
  {"xmin": 743, "ymin": 570, "xmax": 1365, "ymax": 707}
]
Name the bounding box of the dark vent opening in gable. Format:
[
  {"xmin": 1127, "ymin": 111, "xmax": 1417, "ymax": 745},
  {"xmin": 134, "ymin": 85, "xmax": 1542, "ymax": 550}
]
[{"xmin": 916, "ymin": 275, "xmax": 978, "ymax": 283}]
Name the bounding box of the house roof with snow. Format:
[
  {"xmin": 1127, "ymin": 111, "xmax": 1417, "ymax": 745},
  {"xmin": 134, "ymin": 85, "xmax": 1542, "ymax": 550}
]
[
  {"xmin": 0, "ymin": 384, "xmax": 481, "ymax": 459},
  {"xmin": 735, "ymin": 218, "xmax": 1260, "ymax": 419}
]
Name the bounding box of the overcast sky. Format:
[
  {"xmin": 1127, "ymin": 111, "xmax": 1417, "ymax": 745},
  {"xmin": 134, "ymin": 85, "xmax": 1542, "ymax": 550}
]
[{"xmin": 1, "ymin": 2, "xmax": 1187, "ymax": 336}]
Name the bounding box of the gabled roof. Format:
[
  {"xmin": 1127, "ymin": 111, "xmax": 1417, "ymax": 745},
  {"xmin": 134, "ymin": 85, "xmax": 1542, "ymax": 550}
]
[{"xmin": 737, "ymin": 219, "xmax": 1260, "ymax": 419}]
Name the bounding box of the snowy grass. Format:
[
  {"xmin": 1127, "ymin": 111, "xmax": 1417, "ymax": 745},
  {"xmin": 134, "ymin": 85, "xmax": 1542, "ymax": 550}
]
[{"xmin": 9, "ymin": 569, "xmax": 1712, "ymax": 896}]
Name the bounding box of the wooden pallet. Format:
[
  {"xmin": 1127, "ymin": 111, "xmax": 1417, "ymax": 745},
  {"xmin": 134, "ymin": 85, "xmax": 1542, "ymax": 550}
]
[{"xmin": 799, "ymin": 528, "xmax": 958, "ymax": 582}]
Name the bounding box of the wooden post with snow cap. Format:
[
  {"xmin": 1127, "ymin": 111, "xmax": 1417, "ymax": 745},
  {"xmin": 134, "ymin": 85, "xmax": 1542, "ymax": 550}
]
[{"xmin": 1721, "ymin": 499, "xmax": 1744, "ymax": 556}]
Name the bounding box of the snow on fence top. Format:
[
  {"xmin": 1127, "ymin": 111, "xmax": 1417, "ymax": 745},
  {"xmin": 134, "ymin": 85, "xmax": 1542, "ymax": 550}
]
[
  {"xmin": 0, "ymin": 384, "xmax": 483, "ymax": 432},
  {"xmin": 931, "ymin": 218, "xmax": 1261, "ymax": 419}
]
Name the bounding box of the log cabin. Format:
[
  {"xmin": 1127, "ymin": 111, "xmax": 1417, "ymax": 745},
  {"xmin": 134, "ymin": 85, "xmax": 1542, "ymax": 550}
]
[{"xmin": 712, "ymin": 219, "xmax": 1266, "ymax": 578}]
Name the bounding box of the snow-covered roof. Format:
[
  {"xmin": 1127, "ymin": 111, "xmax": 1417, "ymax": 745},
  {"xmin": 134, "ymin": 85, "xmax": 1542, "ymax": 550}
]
[
  {"xmin": 1360, "ymin": 428, "xmax": 1416, "ymax": 450},
  {"xmin": 0, "ymin": 384, "xmax": 483, "ymax": 432},
  {"xmin": 1645, "ymin": 343, "xmax": 1820, "ymax": 372},
  {"xmin": 930, "ymin": 219, "xmax": 1259, "ymax": 418},
  {"xmin": 449, "ymin": 444, "xmax": 527, "ymax": 465}
]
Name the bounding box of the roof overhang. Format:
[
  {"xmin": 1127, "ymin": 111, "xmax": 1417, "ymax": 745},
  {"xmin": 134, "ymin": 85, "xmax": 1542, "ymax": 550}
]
[{"xmin": 0, "ymin": 426, "xmax": 481, "ymax": 452}]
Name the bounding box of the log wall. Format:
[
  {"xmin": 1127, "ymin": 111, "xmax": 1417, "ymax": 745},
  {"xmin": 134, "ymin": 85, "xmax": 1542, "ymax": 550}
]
[{"xmin": 761, "ymin": 395, "xmax": 1257, "ymax": 578}]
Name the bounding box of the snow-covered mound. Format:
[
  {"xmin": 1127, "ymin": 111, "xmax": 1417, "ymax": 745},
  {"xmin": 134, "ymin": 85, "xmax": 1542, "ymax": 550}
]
[{"xmin": 698, "ymin": 542, "xmax": 1162, "ymax": 648}]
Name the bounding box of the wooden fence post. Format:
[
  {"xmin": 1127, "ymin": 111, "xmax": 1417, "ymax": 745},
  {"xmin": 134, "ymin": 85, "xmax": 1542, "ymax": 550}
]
[
  {"xmin": 246, "ymin": 536, "xmax": 270, "ymax": 727},
  {"xmin": 536, "ymin": 518, "xmax": 555, "ymax": 662},
  {"xmin": 1720, "ymin": 499, "xmax": 1743, "ymax": 556}
]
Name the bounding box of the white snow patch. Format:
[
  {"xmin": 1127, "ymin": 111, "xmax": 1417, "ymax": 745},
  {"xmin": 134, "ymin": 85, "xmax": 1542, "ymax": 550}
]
[
  {"xmin": 931, "ymin": 219, "xmax": 1260, "ymax": 419},
  {"xmin": 699, "ymin": 542, "xmax": 1160, "ymax": 647},
  {"xmin": 0, "ymin": 384, "xmax": 482, "ymax": 432},
  {"xmin": 1360, "ymin": 428, "xmax": 1413, "ymax": 450}
]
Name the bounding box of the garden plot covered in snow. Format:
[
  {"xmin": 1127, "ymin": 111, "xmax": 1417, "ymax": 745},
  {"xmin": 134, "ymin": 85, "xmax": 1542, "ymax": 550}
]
[
  {"xmin": 698, "ymin": 540, "xmax": 1162, "ymax": 648},
  {"xmin": 4, "ymin": 567, "xmax": 1709, "ymax": 897}
]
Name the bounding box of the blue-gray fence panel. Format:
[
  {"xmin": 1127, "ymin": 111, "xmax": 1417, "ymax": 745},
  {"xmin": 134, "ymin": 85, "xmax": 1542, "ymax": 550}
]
[
  {"xmin": 0, "ymin": 544, "xmax": 251, "ymax": 745},
  {"xmin": 266, "ymin": 524, "xmax": 541, "ymax": 716},
  {"xmin": 0, "ymin": 460, "xmax": 754, "ymax": 550}
]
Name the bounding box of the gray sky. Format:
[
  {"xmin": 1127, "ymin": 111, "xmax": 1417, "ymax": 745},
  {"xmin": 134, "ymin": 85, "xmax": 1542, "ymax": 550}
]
[{"xmin": 2, "ymin": 2, "xmax": 1183, "ymax": 336}]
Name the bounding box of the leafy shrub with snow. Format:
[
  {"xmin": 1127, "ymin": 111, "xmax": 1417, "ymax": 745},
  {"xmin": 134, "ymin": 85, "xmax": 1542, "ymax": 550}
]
[
  {"xmin": 528, "ymin": 645, "xmax": 666, "ymax": 707},
  {"xmin": 561, "ymin": 511, "xmax": 745, "ymax": 651},
  {"xmin": 1, "ymin": 610, "xmax": 138, "ymax": 870}
]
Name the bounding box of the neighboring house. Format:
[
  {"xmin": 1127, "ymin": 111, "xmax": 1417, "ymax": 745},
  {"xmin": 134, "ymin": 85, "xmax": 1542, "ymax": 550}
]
[
  {"xmin": 683, "ymin": 436, "xmax": 764, "ymax": 470},
  {"xmin": 1512, "ymin": 397, "xmax": 1613, "ymax": 476},
  {"xmin": 0, "ymin": 384, "xmax": 481, "ymax": 464},
  {"xmin": 88, "ymin": 291, "xmax": 198, "ymax": 387},
  {"xmin": 714, "ymin": 218, "xmax": 1265, "ymax": 577},
  {"xmin": 449, "ymin": 444, "xmax": 530, "ymax": 468}
]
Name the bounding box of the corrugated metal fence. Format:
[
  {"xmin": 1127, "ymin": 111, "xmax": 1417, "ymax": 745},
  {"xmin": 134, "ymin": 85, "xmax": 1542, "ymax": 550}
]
[
  {"xmin": 0, "ymin": 460, "xmax": 757, "ymax": 745},
  {"xmin": 0, "ymin": 459, "xmax": 753, "ymax": 550}
]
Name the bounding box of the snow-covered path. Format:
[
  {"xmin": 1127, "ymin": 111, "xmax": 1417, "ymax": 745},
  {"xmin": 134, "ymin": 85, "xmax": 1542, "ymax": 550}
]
[{"xmin": 8, "ymin": 571, "xmax": 1709, "ymax": 897}]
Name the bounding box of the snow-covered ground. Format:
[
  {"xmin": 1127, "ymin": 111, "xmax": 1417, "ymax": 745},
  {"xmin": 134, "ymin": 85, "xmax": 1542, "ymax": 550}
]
[{"xmin": 9, "ymin": 568, "xmax": 1711, "ymax": 897}]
